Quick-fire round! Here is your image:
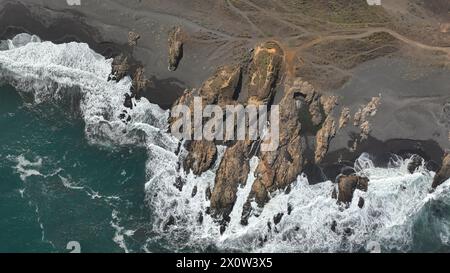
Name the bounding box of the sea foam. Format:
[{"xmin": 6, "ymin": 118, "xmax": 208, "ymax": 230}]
[{"xmin": 1, "ymin": 34, "xmax": 449, "ymax": 252}]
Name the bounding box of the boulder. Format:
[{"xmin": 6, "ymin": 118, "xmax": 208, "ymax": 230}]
[
  {"xmin": 407, "ymin": 155, "xmax": 424, "ymax": 174},
  {"xmin": 432, "ymin": 153, "xmax": 450, "ymax": 189},
  {"xmin": 337, "ymin": 175, "xmax": 369, "ymax": 205},
  {"xmin": 128, "ymin": 31, "xmax": 140, "ymax": 47}
]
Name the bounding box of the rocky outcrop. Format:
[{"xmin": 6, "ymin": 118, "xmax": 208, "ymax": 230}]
[
  {"xmin": 337, "ymin": 175, "xmax": 369, "ymax": 205},
  {"xmin": 321, "ymin": 95, "xmax": 338, "ymax": 116},
  {"xmin": 184, "ymin": 140, "xmax": 217, "ymax": 176},
  {"xmin": 243, "ymin": 79, "xmax": 306, "ymax": 215},
  {"xmin": 131, "ymin": 66, "xmax": 151, "ymax": 98},
  {"xmin": 128, "ymin": 31, "xmax": 140, "ymax": 47},
  {"xmin": 247, "ymin": 41, "xmax": 284, "ymax": 104},
  {"xmin": 168, "ymin": 26, "xmax": 183, "ymax": 71},
  {"xmin": 354, "ymin": 96, "xmax": 381, "ymax": 127},
  {"xmin": 354, "ymin": 96, "xmax": 381, "ymax": 138},
  {"xmin": 339, "ymin": 107, "xmax": 351, "ymax": 129},
  {"xmin": 432, "ymin": 153, "xmax": 450, "ymax": 189},
  {"xmin": 171, "ymin": 65, "xmax": 243, "ymax": 176},
  {"xmin": 315, "ymin": 116, "xmax": 337, "ymax": 163},
  {"xmin": 295, "ymin": 80, "xmax": 327, "ymax": 128},
  {"xmin": 199, "ymin": 65, "xmax": 241, "ymax": 107},
  {"xmin": 351, "ymin": 96, "xmax": 381, "ymax": 150},
  {"xmin": 210, "ymin": 141, "xmax": 251, "ymax": 217},
  {"xmin": 407, "ymin": 155, "xmax": 424, "ymax": 174},
  {"xmin": 201, "ymin": 42, "xmax": 285, "ymax": 226},
  {"xmin": 109, "ymin": 54, "xmax": 129, "ymax": 82}
]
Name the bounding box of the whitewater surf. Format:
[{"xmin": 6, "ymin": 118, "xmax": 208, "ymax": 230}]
[{"xmin": 1, "ymin": 34, "xmax": 449, "ymax": 253}]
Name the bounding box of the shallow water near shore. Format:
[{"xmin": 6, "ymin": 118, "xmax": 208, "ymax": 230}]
[
  {"xmin": 0, "ymin": 84, "xmax": 153, "ymax": 252},
  {"xmin": 1, "ymin": 83, "xmax": 450, "ymax": 253},
  {"xmin": 1, "ymin": 35, "xmax": 450, "ymax": 253}
]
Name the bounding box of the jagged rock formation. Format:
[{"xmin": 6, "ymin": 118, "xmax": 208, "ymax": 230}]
[
  {"xmin": 315, "ymin": 116, "xmax": 337, "ymax": 163},
  {"xmin": 171, "ymin": 65, "xmax": 242, "ymax": 176},
  {"xmin": 128, "ymin": 31, "xmax": 140, "ymax": 47},
  {"xmin": 246, "ymin": 81, "xmax": 306, "ymax": 207},
  {"xmin": 339, "ymin": 107, "xmax": 351, "ymax": 129},
  {"xmin": 407, "ymin": 155, "xmax": 424, "ymax": 174},
  {"xmin": 354, "ymin": 96, "xmax": 381, "ymax": 136},
  {"xmin": 295, "ymin": 80, "xmax": 324, "ymax": 128},
  {"xmin": 210, "ymin": 141, "xmax": 251, "ymax": 218},
  {"xmin": 132, "ymin": 66, "xmax": 151, "ymax": 98},
  {"xmin": 109, "ymin": 54, "xmax": 129, "ymax": 82},
  {"xmin": 351, "ymin": 96, "xmax": 381, "ymax": 150},
  {"xmin": 246, "ymin": 42, "xmax": 284, "ymax": 104},
  {"xmin": 199, "ymin": 65, "xmax": 241, "ymax": 107},
  {"xmin": 184, "ymin": 140, "xmax": 217, "ymax": 176},
  {"xmin": 168, "ymin": 26, "xmax": 183, "ymax": 71},
  {"xmin": 337, "ymin": 175, "xmax": 369, "ymax": 206},
  {"xmin": 168, "ymin": 38, "xmax": 379, "ymax": 231},
  {"xmin": 321, "ymin": 96, "xmax": 338, "ymax": 116},
  {"xmin": 432, "ymin": 153, "xmax": 450, "ymax": 189}
]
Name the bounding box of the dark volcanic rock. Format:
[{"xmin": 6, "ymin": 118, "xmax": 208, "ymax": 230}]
[
  {"xmin": 273, "ymin": 213, "xmax": 284, "ymax": 225},
  {"xmin": 407, "ymin": 155, "xmax": 424, "ymax": 174},
  {"xmin": 191, "ymin": 185, "xmax": 198, "ymax": 197},
  {"xmin": 109, "ymin": 54, "xmax": 130, "ymax": 82},
  {"xmin": 337, "ymin": 175, "xmax": 369, "ymax": 205},
  {"xmin": 358, "ymin": 197, "xmax": 365, "ymax": 208},
  {"xmin": 123, "ymin": 93, "xmax": 133, "ymax": 109},
  {"xmin": 432, "ymin": 153, "xmax": 450, "ymax": 189},
  {"xmin": 168, "ymin": 26, "xmax": 183, "ymax": 71}
]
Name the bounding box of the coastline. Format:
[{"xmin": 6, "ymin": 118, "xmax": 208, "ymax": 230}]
[
  {"xmin": 1, "ymin": 0, "xmax": 450, "ymax": 253},
  {"xmin": 1, "ymin": 1, "xmax": 448, "ymax": 179}
]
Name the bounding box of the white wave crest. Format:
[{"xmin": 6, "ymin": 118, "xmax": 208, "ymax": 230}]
[
  {"xmin": 2, "ymin": 34, "xmax": 449, "ymax": 253},
  {"xmin": 0, "ymin": 34, "xmax": 177, "ymax": 150}
]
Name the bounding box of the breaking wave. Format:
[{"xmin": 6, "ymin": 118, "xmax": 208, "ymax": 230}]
[{"xmin": 1, "ymin": 34, "xmax": 449, "ymax": 252}]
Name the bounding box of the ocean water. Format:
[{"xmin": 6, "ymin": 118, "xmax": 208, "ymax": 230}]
[
  {"xmin": 1, "ymin": 34, "xmax": 450, "ymax": 253},
  {"xmin": 0, "ymin": 84, "xmax": 151, "ymax": 252}
]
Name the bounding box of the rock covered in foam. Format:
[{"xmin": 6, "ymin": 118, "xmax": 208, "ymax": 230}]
[{"xmin": 10, "ymin": 33, "xmax": 41, "ymax": 48}]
